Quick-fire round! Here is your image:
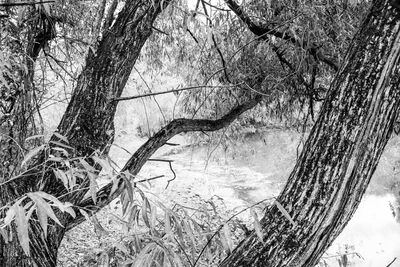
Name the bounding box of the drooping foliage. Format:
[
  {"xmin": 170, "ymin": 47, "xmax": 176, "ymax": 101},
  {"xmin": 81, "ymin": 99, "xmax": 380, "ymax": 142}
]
[
  {"xmin": 0, "ymin": 1, "xmax": 397, "ymax": 267},
  {"xmin": 142, "ymin": 0, "xmax": 370, "ymax": 132}
]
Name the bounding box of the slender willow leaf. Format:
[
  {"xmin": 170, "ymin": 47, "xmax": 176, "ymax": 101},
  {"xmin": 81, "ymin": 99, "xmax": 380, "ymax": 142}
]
[
  {"xmin": 88, "ymin": 172, "xmax": 98, "ymax": 204},
  {"xmin": 15, "ymin": 206, "xmax": 30, "ymax": 256},
  {"xmin": 92, "ymin": 155, "xmax": 112, "ymax": 173},
  {"xmin": 53, "ymin": 169, "xmax": 69, "ymax": 189},
  {"xmin": 53, "ymin": 132, "xmax": 69, "ymax": 143},
  {"xmin": 25, "ymin": 134, "xmax": 44, "ymax": 142},
  {"xmin": 4, "ymin": 207, "xmax": 16, "ymax": 226},
  {"xmin": 21, "ymin": 144, "xmax": 45, "ymax": 167},
  {"xmin": 50, "ymin": 140, "xmax": 73, "ymax": 150},
  {"xmin": 0, "ymin": 227, "xmax": 8, "ymax": 243},
  {"xmin": 27, "ymin": 193, "xmax": 63, "ymax": 227},
  {"xmin": 251, "ymin": 208, "xmax": 264, "ymax": 243},
  {"xmin": 222, "ymin": 224, "xmax": 233, "ymax": 252},
  {"xmin": 274, "ymin": 200, "xmax": 296, "ymax": 227},
  {"xmin": 165, "ymin": 211, "xmax": 172, "ymax": 235},
  {"xmin": 142, "ymin": 198, "xmax": 151, "ymax": 229},
  {"xmin": 79, "ymin": 209, "xmax": 91, "ymax": 222},
  {"xmin": 36, "ymin": 205, "xmax": 49, "ymax": 238}
]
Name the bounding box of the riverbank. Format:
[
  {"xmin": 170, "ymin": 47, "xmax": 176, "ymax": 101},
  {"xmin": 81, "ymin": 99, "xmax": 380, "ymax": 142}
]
[{"xmin": 59, "ymin": 129, "xmax": 400, "ymax": 266}]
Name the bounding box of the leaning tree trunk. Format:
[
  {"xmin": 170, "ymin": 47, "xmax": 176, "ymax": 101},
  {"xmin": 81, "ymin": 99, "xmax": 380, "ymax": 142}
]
[
  {"xmin": 222, "ymin": 1, "xmax": 400, "ymax": 266},
  {"xmin": 0, "ymin": 1, "xmax": 170, "ymax": 266}
]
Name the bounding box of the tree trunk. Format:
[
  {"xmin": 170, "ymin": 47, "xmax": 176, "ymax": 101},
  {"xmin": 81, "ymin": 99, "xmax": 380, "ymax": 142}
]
[
  {"xmin": 1, "ymin": 1, "xmax": 170, "ymax": 266},
  {"xmin": 1, "ymin": 9, "xmax": 56, "ymax": 266},
  {"xmin": 222, "ymin": 1, "xmax": 400, "ymax": 266}
]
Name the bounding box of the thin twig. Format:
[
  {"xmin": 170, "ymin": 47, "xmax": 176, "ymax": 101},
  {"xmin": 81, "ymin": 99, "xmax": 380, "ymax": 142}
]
[
  {"xmin": 148, "ymin": 159, "xmax": 174, "ymax": 162},
  {"xmin": 187, "ymin": 29, "xmax": 199, "ymax": 44},
  {"xmin": 193, "ymin": 197, "xmax": 275, "ymax": 266},
  {"xmin": 165, "ymin": 161, "xmax": 176, "ymax": 189},
  {"xmin": 112, "ymin": 83, "xmax": 243, "ymax": 102},
  {"xmin": 202, "ymin": 0, "xmax": 230, "ymax": 11},
  {"xmin": 174, "ymin": 237, "xmax": 195, "ymax": 267},
  {"xmin": 165, "ymin": 142, "xmax": 180, "ymax": 146},
  {"xmin": 152, "ymin": 26, "xmax": 169, "ymax": 35},
  {"xmin": 386, "ymin": 257, "xmax": 397, "ymax": 267},
  {"xmin": 0, "ymin": 1, "xmax": 54, "ymax": 7},
  {"xmin": 135, "ymin": 175, "xmax": 165, "ymax": 184},
  {"xmin": 133, "ymin": 66, "xmax": 166, "ymax": 123}
]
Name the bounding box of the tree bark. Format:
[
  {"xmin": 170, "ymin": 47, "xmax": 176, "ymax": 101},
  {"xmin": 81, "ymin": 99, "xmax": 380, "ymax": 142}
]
[
  {"xmin": 1, "ymin": 9, "xmax": 58, "ymax": 266},
  {"xmin": 1, "ymin": 1, "xmax": 171, "ymax": 266},
  {"xmin": 221, "ymin": 1, "xmax": 400, "ymax": 266},
  {"xmin": 56, "ymin": 0, "xmax": 169, "ymax": 158}
]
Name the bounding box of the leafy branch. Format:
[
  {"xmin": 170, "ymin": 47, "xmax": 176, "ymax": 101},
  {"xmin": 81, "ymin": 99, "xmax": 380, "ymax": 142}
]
[{"xmin": 224, "ymin": 0, "xmax": 339, "ymax": 71}]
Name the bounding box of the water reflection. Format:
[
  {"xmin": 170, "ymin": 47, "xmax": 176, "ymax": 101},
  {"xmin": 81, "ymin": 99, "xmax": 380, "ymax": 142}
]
[
  {"xmin": 322, "ymin": 194, "xmax": 400, "ymax": 266},
  {"xmin": 110, "ymin": 131, "xmax": 400, "ymax": 266}
]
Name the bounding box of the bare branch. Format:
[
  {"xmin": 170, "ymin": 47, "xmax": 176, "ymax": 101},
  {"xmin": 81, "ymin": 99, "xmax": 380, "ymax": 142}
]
[
  {"xmin": 386, "ymin": 258, "xmax": 397, "ymax": 267},
  {"xmin": 66, "ymin": 96, "xmax": 262, "ymax": 230},
  {"xmin": 0, "ymin": 1, "xmax": 54, "ymax": 7},
  {"xmin": 186, "ymin": 29, "xmax": 199, "ymax": 44},
  {"xmin": 165, "ymin": 161, "xmax": 176, "ymax": 189},
  {"xmin": 112, "ymin": 83, "xmax": 243, "ymax": 102},
  {"xmin": 202, "ymin": 0, "xmax": 231, "ymax": 12},
  {"xmin": 152, "ymin": 25, "xmax": 169, "ymax": 35}
]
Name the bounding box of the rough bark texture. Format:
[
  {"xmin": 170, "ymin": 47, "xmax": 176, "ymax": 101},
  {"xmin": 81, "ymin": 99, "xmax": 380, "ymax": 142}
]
[
  {"xmin": 56, "ymin": 0, "xmax": 169, "ymax": 157},
  {"xmin": 0, "ymin": 1, "xmax": 171, "ymax": 266},
  {"xmin": 221, "ymin": 1, "xmax": 400, "ymax": 266},
  {"xmin": 0, "ymin": 9, "xmax": 55, "ymax": 266}
]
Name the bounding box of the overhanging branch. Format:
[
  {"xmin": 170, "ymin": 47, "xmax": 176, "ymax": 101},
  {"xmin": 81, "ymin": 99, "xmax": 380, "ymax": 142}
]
[
  {"xmin": 66, "ymin": 96, "xmax": 262, "ymax": 230},
  {"xmin": 224, "ymin": 0, "xmax": 339, "ymax": 71}
]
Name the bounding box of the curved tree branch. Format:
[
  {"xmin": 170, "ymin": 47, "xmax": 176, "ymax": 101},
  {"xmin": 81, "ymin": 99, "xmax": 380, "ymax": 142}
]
[
  {"xmin": 224, "ymin": 0, "xmax": 339, "ymax": 71},
  {"xmin": 66, "ymin": 95, "xmax": 262, "ymax": 230}
]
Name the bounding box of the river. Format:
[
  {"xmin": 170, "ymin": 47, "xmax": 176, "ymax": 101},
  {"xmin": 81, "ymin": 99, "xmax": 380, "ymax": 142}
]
[{"xmin": 110, "ymin": 129, "xmax": 400, "ymax": 266}]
